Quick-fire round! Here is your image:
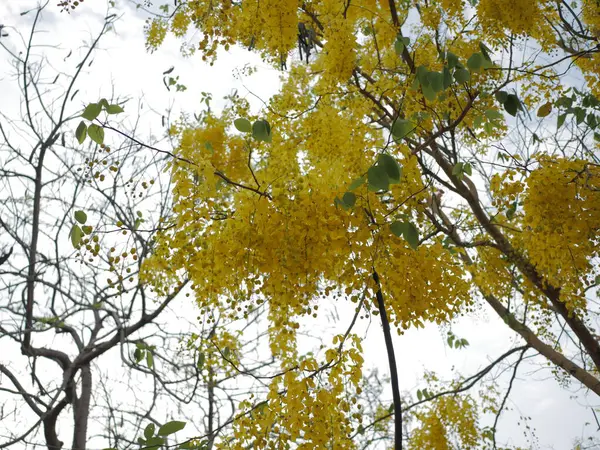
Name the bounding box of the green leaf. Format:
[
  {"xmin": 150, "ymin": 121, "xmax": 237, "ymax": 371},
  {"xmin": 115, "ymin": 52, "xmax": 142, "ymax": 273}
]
[
  {"xmin": 145, "ymin": 436, "xmax": 165, "ymax": 448},
  {"xmin": 467, "ymin": 52, "xmax": 483, "ymax": 71},
  {"xmin": 495, "ymin": 90, "xmax": 508, "ymax": 104},
  {"xmin": 378, "ymin": 153, "xmax": 402, "ymax": 183},
  {"xmin": 81, "ymin": 103, "xmax": 102, "ymax": 121},
  {"xmin": 391, "ymin": 118, "xmax": 415, "ymax": 139},
  {"xmin": 98, "ymin": 98, "xmax": 109, "ymax": 109},
  {"xmin": 575, "ymin": 107, "xmax": 586, "ymax": 124},
  {"xmin": 70, "ymin": 224, "xmax": 83, "ymax": 248},
  {"xmin": 506, "ymin": 200, "xmax": 518, "ymax": 219},
  {"xmin": 144, "ymin": 423, "xmax": 156, "ymax": 439},
  {"xmin": 427, "ymin": 71, "xmax": 445, "ymax": 93},
  {"xmin": 442, "ymin": 67, "xmax": 453, "ymax": 89},
  {"xmin": 204, "ymin": 141, "xmax": 214, "ymax": 153},
  {"xmin": 367, "ymin": 165, "xmax": 389, "ymax": 192},
  {"xmin": 252, "ymin": 120, "xmax": 271, "ymax": 142},
  {"xmin": 75, "ymin": 121, "xmax": 87, "ymax": 144},
  {"xmin": 463, "ymin": 162, "xmax": 472, "ymax": 176},
  {"xmin": 342, "ymin": 191, "xmax": 356, "ymax": 208},
  {"xmin": 87, "ymin": 124, "xmax": 105, "ymax": 145},
  {"xmin": 556, "ymin": 96, "xmax": 573, "ymax": 108},
  {"xmin": 82, "ymin": 225, "xmax": 93, "ymax": 235},
  {"xmin": 394, "ymin": 36, "xmax": 405, "ymax": 55},
  {"xmin": 134, "ymin": 348, "xmax": 144, "ymax": 363},
  {"xmin": 348, "ymin": 176, "xmax": 366, "ymax": 190},
  {"xmin": 417, "ymin": 390, "xmax": 423, "ymax": 401},
  {"xmin": 105, "ymin": 104, "xmax": 124, "ymax": 114},
  {"xmin": 484, "ymin": 109, "xmax": 503, "ymax": 121},
  {"xmin": 503, "ymin": 94, "xmax": 521, "ymax": 117},
  {"xmin": 452, "ymin": 162, "xmax": 464, "ymax": 176},
  {"xmin": 404, "ymin": 223, "xmax": 420, "ymax": 249},
  {"xmin": 416, "ymin": 65, "xmax": 430, "ymax": 87},
  {"xmin": 454, "ymin": 68, "xmax": 470, "ymax": 84},
  {"xmin": 479, "ymin": 42, "xmax": 492, "ymax": 61},
  {"xmin": 74, "ymin": 210, "xmax": 87, "ymax": 225},
  {"xmin": 334, "ymin": 196, "xmax": 350, "ymax": 211},
  {"xmin": 146, "ymin": 351, "xmax": 154, "ymax": 369},
  {"xmin": 390, "ymin": 221, "xmax": 408, "ymax": 237},
  {"xmin": 158, "ymin": 420, "xmax": 186, "ymax": 437},
  {"xmin": 557, "ymin": 113, "xmax": 567, "ymax": 129},
  {"xmin": 197, "ymin": 352, "xmax": 205, "ymax": 370},
  {"xmin": 421, "ymin": 83, "xmax": 436, "ymax": 102},
  {"xmin": 481, "ymin": 57, "xmax": 494, "ymax": 69},
  {"xmin": 410, "ymin": 76, "xmax": 420, "ymax": 91},
  {"xmin": 446, "ymin": 52, "xmax": 459, "ymax": 69},
  {"xmin": 234, "ymin": 118, "xmax": 252, "ymax": 133},
  {"xmin": 394, "ymin": 36, "xmax": 410, "ymax": 54}
]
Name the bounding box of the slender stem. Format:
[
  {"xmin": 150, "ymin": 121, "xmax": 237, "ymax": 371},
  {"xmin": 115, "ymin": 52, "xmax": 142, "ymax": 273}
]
[{"xmin": 372, "ymin": 269, "xmax": 402, "ymax": 449}]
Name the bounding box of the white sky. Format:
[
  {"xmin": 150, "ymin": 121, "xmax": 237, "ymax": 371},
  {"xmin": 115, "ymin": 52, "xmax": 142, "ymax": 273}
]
[{"xmin": 0, "ymin": 1, "xmax": 598, "ymax": 449}]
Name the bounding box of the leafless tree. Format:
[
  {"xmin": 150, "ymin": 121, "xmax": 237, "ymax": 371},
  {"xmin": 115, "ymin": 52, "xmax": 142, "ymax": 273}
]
[{"xmin": 0, "ymin": 4, "xmax": 276, "ymax": 449}]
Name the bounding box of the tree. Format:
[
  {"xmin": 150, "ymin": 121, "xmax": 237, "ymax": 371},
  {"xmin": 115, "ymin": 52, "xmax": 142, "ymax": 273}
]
[
  {"xmin": 63, "ymin": 0, "xmax": 600, "ymax": 448},
  {"xmin": 0, "ymin": 4, "xmax": 279, "ymax": 449}
]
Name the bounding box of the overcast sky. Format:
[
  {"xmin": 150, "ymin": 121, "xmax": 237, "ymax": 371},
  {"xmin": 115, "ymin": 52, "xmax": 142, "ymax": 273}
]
[{"xmin": 0, "ymin": 1, "xmax": 598, "ymax": 449}]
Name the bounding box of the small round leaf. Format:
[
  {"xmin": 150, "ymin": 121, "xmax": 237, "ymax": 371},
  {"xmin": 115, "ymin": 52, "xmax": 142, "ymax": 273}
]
[
  {"xmin": 74, "ymin": 210, "xmax": 87, "ymax": 224},
  {"xmin": 81, "ymin": 103, "xmax": 102, "ymax": 121},
  {"xmin": 342, "ymin": 192, "xmax": 356, "ymax": 208},
  {"xmin": 234, "ymin": 118, "xmax": 252, "ymax": 133}
]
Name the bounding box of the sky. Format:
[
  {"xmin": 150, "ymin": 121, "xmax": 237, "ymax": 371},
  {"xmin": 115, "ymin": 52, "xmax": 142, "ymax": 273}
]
[{"xmin": 0, "ymin": 1, "xmax": 598, "ymax": 449}]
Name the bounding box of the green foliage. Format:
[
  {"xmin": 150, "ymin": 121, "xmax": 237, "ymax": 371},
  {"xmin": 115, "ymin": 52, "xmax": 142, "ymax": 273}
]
[
  {"xmin": 74, "ymin": 210, "xmax": 87, "ymax": 224},
  {"xmin": 252, "ymin": 119, "xmax": 272, "ymax": 142},
  {"xmin": 348, "ymin": 176, "xmax": 366, "ymax": 191},
  {"xmin": 391, "ymin": 118, "xmax": 415, "ymax": 140},
  {"xmin": 390, "ymin": 221, "xmax": 420, "ymax": 249},
  {"xmin": 158, "ymin": 421, "xmax": 186, "ymax": 436},
  {"xmin": 394, "ymin": 35, "xmax": 410, "ymax": 55},
  {"xmin": 76, "ymin": 121, "xmax": 87, "ymax": 144},
  {"xmin": 87, "ymin": 123, "xmax": 105, "ymax": 145},
  {"xmin": 342, "ymin": 191, "xmax": 357, "ymax": 207},
  {"xmin": 453, "ymin": 68, "xmax": 470, "ymax": 84},
  {"xmin": 452, "ymin": 162, "xmax": 472, "ymax": 180},
  {"xmin": 495, "ymin": 91, "xmax": 522, "ymax": 117},
  {"xmin": 234, "ymin": 118, "xmax": 252, "ymax": 133},
  {"xmin": 70, "ymin": 224, "xmax": 83, "ymax": 248},
  {"xmin": 447, "ymin": 331, "xmax": 470, "ymax": 349},
  {"xmin": 82, "ymin": 103, "xmax": 102, "ymax": 121},
  {"xmin": 378, "ymin": 153, "xmax": 402, "ymax": 184},
  {"xmin": 367, "ymin": 165, "xmax": 389, "ymax": 192}
]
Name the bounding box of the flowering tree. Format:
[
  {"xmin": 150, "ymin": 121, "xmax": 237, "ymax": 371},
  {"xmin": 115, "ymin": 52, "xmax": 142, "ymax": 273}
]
[{"xmin": 64, "ymin": 0, "xmax": 600, "ymax": 448}]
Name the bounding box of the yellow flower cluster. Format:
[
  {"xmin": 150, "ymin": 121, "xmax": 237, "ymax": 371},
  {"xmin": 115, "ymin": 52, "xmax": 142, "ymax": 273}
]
[
  {"xmin": 408, "ymin": 395, "xmax": 480, "ymax": 449},
  {"xmin": 477, "ymin": 0, "xmax": 556, "ymax": 46},
  {"xmin": 221, "ymin": 335, "xmax": 363, "ymax": 449},
  {"xmin": 521, "ymin": 157, "xmax": 600, "ymax": 311}
]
